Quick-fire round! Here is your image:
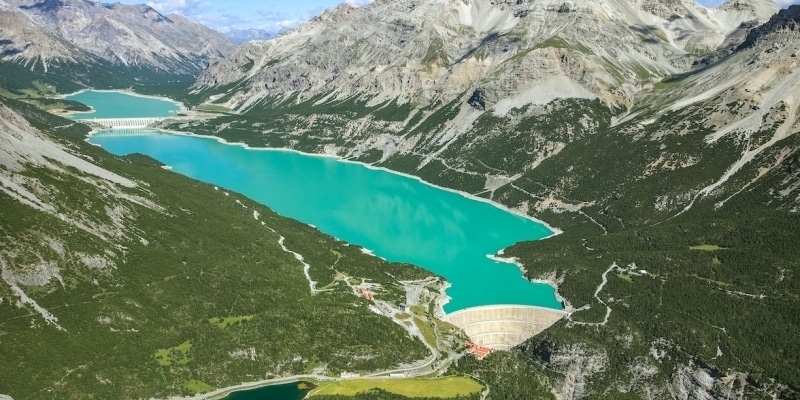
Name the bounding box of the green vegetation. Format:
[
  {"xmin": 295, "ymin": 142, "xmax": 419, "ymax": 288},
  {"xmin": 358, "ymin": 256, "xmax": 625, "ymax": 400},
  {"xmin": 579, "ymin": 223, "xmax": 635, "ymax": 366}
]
[
  {"xmin": 414, "ymin": 317, "xmax": 437, "ymax": 348},
  {"xmin": 452, "ymin": 352, "xmax": 554, "ymax": 399},
  {"xmin": 195, "ymin": 104, "xmax": 233, "ymax": 113},
  {"xmin": 185, "ymin": 379, "xmax": 215, "ymax": 393},
  {"xmin": 615, "ymin": 273, "xmax": 633, "ymax": 283},
  {"xmin": 431, "ymin": 98, "xmax": 615, "ymax": 183},
  {"xmin": 534, "ymin": 35, "xmax": 593, "ymax": 55},
  {"xmin": 631, "ymin": 63, "xmax": 657, "ymax": 82},
  {"xmin": 209, "ymin": 315, "xmax": 255, "ymax": 329},
  {"xmin": 493, "ymin": 97, "xmax": 800, "ymax": 396},
  {"xmin": 311, "ymin": 377, "xmax": 482, "ymax": 398},
  {"xmin": 690, "ymin": 244, "xmax": 726, "ymax": 251},
  {"xmin": 0, "ymin": 58, "xmax": 196, "ymax": 96},
  {"xmin": 155, "ymin": 89, "xmax": 424, "ymax": 160},
  {"xmin": 23, "ymin": 97, "xmax": 91, "ymax": 112},
  {"xmin": 131, "ymin": 82, "xmax": 198, "ymax": 105},
  {"xmin": 313, "ymin": 391, "xmax": 478, "ymax": 400},
  {"xmin": 155, "ymin": 340, "xmax": 193, "ymax": 367},
  {"xmin": 0, "ymin": 60, "xmax": 83, "ymax": 95},
  {"xmin": 422, "ymin": 38, "xmax": 449, "ymax": 66},
  {"xmin": 535, "ymin": 35, "xmax": 571, "ymax": 50},
  {"xmin": 240, "ymin": 57, "xmax": 255, "ymax": 72},
  {"xmin": 432, "ymin": 319, "xmax": 459, "ymax": 333}
]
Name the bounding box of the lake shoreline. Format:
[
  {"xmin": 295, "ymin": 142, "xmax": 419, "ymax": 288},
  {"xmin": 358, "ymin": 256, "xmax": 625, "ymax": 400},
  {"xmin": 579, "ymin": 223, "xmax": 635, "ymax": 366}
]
[
  {"xmin": 103, "ymin": 127, "xmax": 563, "ymax": 239},
  {"xmin": 489, "ymin": 253, "xmax": 571, "ymax": 312},
  {"xmin": 82, "ymin": 90, "xmax": 566, "ymax": 314},
  {"xmin": 73, "ymin": 89, "xmax": 559, "ymax": 237},
  {"xmin": 60, "ymin": 88, "xmax": 188, "ymax": 119}
]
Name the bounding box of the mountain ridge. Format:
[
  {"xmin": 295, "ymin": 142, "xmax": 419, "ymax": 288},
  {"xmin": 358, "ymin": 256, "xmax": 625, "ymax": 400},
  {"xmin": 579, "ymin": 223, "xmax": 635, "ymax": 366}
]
[
  {"xmin": 0, "ymin": 0, "xmax": 236, "ymax": 87},
  {"xmin": 194, "ymin": 0, "xmax": 777, "ymax": 112}
]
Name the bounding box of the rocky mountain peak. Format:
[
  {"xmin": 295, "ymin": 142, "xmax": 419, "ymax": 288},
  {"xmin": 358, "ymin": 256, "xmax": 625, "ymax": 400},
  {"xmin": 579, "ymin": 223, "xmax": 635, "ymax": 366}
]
[
  {"xmin": 1, "ymin": 0, "xmax": 236, "ymax": 77},
  {"xmin": 314, "ymin": 2, "xmax": 356, "ymax": 22},
  {"xmin": 738, "ymin": 4, "xmax": 800, "ymax": 50},
  {"xmin": 638, "ymin": 0, "xmax": 697, "ymax": 19},
  {"xmin": 0, "ymin": 2, "xmax": 79, "ymax": 67},
  {"xmin": 140, "ymin": 5, "xmax": 171, "ymax": 23},
  {"xmin": 717, "ymin": 0, "xmax": 774, "ymax": 12}
]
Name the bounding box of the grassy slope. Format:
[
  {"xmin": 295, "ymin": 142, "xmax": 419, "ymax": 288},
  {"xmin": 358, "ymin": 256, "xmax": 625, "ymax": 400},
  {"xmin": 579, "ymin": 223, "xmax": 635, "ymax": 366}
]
[{"xmin": 310, "ymin": 377, "xmax": 483, "ymax": 398}]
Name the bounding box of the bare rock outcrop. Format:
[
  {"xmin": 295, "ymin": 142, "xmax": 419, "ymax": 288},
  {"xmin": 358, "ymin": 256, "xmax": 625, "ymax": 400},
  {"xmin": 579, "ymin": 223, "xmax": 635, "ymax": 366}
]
[{"xmin": 670, "ymin": 363, "xmax": 750, "ymax": 400}]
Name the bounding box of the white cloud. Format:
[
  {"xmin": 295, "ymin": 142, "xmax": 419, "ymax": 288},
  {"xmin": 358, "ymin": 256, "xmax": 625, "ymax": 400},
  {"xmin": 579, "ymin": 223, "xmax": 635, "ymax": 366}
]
[
  {"xmin": 140, "ymin": 0, "xmax": 377, "ymax": 33},
  {"xmin": 146, "ymin": 0, "xmax": 210, "ymax": 17},
  {"xmin": 345, "ymin": 0, "xmax": 373, "ymax": 7},
  {"xmin": 194, "ymin": 13, "xmax": 249, "ymax": 33},
  {"xmin": 249, "ymin": 10, "xmax": 302, "ymax": 32}
]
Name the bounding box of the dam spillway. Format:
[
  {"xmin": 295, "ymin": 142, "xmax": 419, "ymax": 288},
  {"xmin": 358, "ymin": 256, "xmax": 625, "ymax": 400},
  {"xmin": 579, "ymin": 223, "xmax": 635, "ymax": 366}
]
[{"xmin": 443, "ymin": 305, "xmax": 567, "ymax": 350}]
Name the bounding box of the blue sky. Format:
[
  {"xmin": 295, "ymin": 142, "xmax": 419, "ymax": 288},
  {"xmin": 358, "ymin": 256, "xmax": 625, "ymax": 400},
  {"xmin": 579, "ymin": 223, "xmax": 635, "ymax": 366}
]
[
  {"xmin": 112, "ymin": 0, "xmax": 799, "ymax": 33},
  {"xmin": 113, "ymin": 0, "xmax": 373, "ymax": 33}
]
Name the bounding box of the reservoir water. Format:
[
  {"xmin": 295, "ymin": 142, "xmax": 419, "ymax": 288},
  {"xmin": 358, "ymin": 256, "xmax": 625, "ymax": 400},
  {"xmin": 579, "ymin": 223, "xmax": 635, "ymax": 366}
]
[
  {"xmin": 221, "ymin": 382, "xmax": 312, "ymax": 400},
  {"xmin": 78, "ymin": 91, "xmax": 563, "ymax": 312},
  {"xmin": 65, "ymin": 90, "xmax": 180, "ymax": 118}
]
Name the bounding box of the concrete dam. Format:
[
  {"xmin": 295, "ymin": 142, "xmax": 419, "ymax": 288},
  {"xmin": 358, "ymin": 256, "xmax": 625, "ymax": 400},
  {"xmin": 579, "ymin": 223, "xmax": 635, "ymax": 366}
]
[
  {"xmin": 76, "ymin": 117, "xmax": 164, "ymax": 129},
  {"xmin": 443, "ymin": 305, "xmax": 567, "ymax": 350}
]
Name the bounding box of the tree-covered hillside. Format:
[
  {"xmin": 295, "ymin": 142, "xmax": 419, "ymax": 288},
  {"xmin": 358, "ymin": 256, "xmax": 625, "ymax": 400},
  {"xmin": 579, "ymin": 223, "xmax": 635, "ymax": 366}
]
[{"xmin": 0, "ymin": 98, "xmax": 433, "ymax": 399}]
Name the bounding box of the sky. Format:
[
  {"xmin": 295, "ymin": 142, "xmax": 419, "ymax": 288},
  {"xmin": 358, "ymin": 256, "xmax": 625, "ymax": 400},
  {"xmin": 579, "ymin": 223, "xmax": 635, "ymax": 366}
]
[
  {"xmin": 114, "ymin": 0, "xmax": 374, "ymax": 33},
  {"xmin": 112, "ymin": 0, "xmax": 800, "ymax": 33}
]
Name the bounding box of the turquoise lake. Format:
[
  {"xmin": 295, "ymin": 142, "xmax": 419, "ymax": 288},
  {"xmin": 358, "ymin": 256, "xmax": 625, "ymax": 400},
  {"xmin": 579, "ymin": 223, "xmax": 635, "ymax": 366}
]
[
  {"xmin": 221, "ymin": 382, "xmax": 312, "ymax": 400},
  {"xmin": 80, "ymin": 91, "xmax": 563, "ymax": 312},
  {"xmin": 65, "ymin": 90, "xmax": 180, "ymax": 118}
]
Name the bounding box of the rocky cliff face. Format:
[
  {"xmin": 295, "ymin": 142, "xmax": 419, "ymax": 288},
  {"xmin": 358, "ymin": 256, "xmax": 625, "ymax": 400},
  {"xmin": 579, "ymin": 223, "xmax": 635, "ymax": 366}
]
[
  {"xmin": 0, "ymin": 0, "xmax": 235, "ymax": 77},
  {"xmin": 738, "ymin": 2, "xmax": 800, "ymax": 49},
  {"xmin": 0, "ymin": 1, "xmax": 80, "ymax": 68},
  {"xmin": 669, "ymin": 364, "xmax": 748, "ymax": 400}
]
